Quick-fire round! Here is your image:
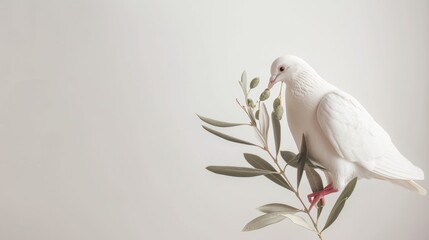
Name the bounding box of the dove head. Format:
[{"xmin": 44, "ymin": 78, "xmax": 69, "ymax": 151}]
[{"xmin": 268, "ymin": 55, "xmax": 319, "ymax": 90}]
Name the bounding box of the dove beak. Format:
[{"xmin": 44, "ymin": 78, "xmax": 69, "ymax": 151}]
[{"xmin": 268, "ymin": 74, "xmax": 278, "ymax": 89}]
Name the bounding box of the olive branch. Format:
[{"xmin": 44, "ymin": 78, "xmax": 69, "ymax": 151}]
[{"xmin": 198, "ymin": 71, "xmax": 357, "ymax": 240}]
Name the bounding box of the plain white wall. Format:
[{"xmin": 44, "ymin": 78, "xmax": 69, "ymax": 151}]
[{"xmin": 1, "ymin": 0, "xmax": 428, "ymax": 239}]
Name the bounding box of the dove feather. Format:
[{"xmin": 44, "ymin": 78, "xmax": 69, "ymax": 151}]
[{"xmin": 317, "ymin": 91, "xmax": 424, "ymax": 180}]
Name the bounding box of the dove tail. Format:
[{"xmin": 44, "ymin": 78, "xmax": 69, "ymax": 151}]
[
  {"xmin": 408, "ymin": 180, "xmax": 427, "ymax": 195},
  {"xmin": 390, "ymin": 179, "xmax": 427, "ymax": 195}
]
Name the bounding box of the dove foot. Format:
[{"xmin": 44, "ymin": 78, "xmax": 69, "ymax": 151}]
[{"xmin": 307, "ymin": 184, "xmax": 338, "ymax": 211}]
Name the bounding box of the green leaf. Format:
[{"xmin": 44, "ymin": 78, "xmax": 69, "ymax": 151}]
[
  {"xmin": 206, "ymin": 166, "xmax": 275, "ymax": 177},
  {"xmin": 202, "ymin": 125, "xmax": 257, "ymax": 146},
  {"xmin": 271, "ymin": 112, "xmax": 281, "ymax": 156},
  {"xmin": 244, "ymin": 153, "xmax": 276, "ymax": 171},
  {"xmin": 304, "ymin": 165, "xmax": 324, "ymax": 193},
  {"xmin": 242, "ymin": 213, "xmax": 286, "ymax": 231},
  {"xmin": 265, "ymin": 173, "xmax": 293, "ymax": 191},
  {"xmin": 259, "ymin": 103, "xmax": 270, "ymax": 143},
  {"xmin": 280, "ymin": 151, "xmax": 298, "ymax": 167},
  {"xmin": 283, "ymin": 214, "xmax": 315, "ymax": 231},
  {"xmin": 317, "ymin": 205, "xmax": 323, "ymax": 220},
  {"xmin": 322, "ymin": 177, "xmax": 358, "ymax": 232},
  {"xmin": 297, "ymin": 134, "xmax": 308, "ymax": 188},
  {"xmin": 323, "ymin": 199, "xmax": 346, "ymax": 231},
  {"xmin": 258, "ymin": 203, "xmax": 300, "ymax": 214},
  {"xmin": 239, "ymin": 71, "xmax": 248, "ymax": 98},
  {"xmin": 253, "ymin": 127, "xmax": 266, "ymax": 146},
  {"xmin": 197, "ymin": 114, "xmax": 246, "ymax": 128},
  {"xmin": 241, "ymin": 71, "xmax": 247, "ymax": 86},
  {"xmin": 248, "ymin": 107, "xmax": 257, "ymax": 125},
  {"xmin": 305, "ymin": 165, "xmax": 325, "ymax": 216},
  {"xmin": 244, "ymin": 153, "xmax": 292, "ymax": 191},
  {"xmin": 308, "ymin": 158, "xmax": 327, "ymax": 170}
]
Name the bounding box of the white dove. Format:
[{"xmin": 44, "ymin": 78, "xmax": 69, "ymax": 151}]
[{"xmin": 267, "ymin": 55, "xmax": 426, "ymax": 209}]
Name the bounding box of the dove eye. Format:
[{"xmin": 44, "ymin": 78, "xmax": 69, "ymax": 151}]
[{"xmin": 279, "ymin": 66, "xmax": 285, "ymax": 72}]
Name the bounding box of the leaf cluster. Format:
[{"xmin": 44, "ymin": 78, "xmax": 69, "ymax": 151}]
[{"xmin": 198, "ymin": 71, "xmax": 357, "ymax": 238}]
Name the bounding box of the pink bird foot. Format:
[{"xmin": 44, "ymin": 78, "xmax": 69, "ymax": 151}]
[{"xmin": 307, "ymin": 183, "xmax": 338, "ymax": 211}]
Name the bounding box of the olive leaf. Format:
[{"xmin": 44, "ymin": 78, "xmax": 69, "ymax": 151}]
[
  {"xmin": 305, "ymin": 165, "xmax": 325, "ymax": 216},
  {"xmin": 265, "ymin": 173, "xmax": 293, "ymax": 191},
  {"xmin": 305, "ymin": 165, "xmax": 324, "ymax": 193},
  {"xmin": 258, "ymin": 203, "xmax": 301, "ymax": 214},
  {"xmin": 282, "ymin": 214, "xmax": 315, "ymax": 232},
  {"xmin": 297, "ymin": 134, "xmax": 308, "ymax": 188},
  {"xmin": 280, "ymin": 151, "xmax": 298, "ymax": 167},
  {"xmin": 317, "ymin": 205, "xmax": 323, "ymax": 220},
  {"xmin": 253, "ymin": 127, "xmax": 266, "ymax": 147},
  {"xmin": 239, "ymin": 71, "xmax": 248, "ymax": 99},
  {"xmin": 243, "ymin": 153, "xmax": 276, "ymax": 171},
  {"xmin": 242, "ymin": 213, "xmax": 286, "ymax": 231},
  {"xmin": 308, "ymin": 158, "xmax": 327, "ymax": 170},
  {"xmin": 322, "ymin": 177, "xmax": 358, "ymax": 232},
  {"xmin": 202, "ymin": 125, "xmax": 257, "ymax": 146},
  {"xmin": 259, "ymin": 103, "xmax": 270, "ymax": 144},
  {"xmin": 271, "ymin": 112, "xmax": 281, "ymax": 156},
  {"xmin": 248, "ymin": 107, "xmax": 257, "ymax": 127},
  {"xmin": 197, "ymin": 114, "xmax": 247, "ymax": 128},
  {"xmin": 206, "ymin": 166, "xmax": 275, "ymax": 177},
  {"xmin": 244, "ymin": 153, "xmax": 293, "ymax": 191}
]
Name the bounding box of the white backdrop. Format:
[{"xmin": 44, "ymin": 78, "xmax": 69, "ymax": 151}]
[{"xmin": 1, "ymin": 0, "xmax": 428, "ymax": 239}]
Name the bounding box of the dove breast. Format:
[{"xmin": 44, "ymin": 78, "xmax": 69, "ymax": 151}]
[{"xmin": 285, "ymin": 85, "xmax": 365, "ymax": 190}]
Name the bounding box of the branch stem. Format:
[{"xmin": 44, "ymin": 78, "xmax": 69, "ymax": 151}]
[
  {"xmin": 251, "ymin": 114, "xmax": 323, "ymax": 240},
  {"xmin": 239, "ymin": 100, "xmax": 324, "ymax": 239},
  {"xmin": 262, "ymin": 145, "xmax": 323, "ymax": 239}
]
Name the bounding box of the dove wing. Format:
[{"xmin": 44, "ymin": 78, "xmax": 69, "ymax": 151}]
[{"xmin": 316, "ymin": 91, "xmax": 424, "ymax": 180}]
